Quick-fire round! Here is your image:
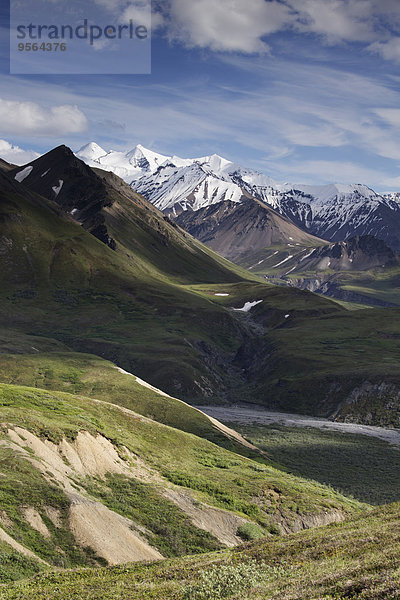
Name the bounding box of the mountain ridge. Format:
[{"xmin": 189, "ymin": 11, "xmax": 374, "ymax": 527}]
[
  {"xmin": 74, "ymin": 141, "xmax": 400, "ymax": 253},
  {"xmin": 5, "ymin": 144, "xmax": 400, "ymax": 422}
]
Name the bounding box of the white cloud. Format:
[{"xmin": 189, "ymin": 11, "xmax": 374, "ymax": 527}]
[
  {"xmin": 290, "ymin": 0, "xmax": 375, "ymax": 43},
  {"xmin": 121, "ymin": 2, "xmax": 162, "ymax": 30},
  {"xmin": 92, "ymin": 0, "xmax": 160, "ymax": 31},
  {"xmin": 373, "ymin": 108, "xmax": 400, "ymax": 127},
  {"xmin": 164, "ymin": 0, "xmax": 292, "ymax": 53},
  {"xmin": 0, "ymin": 99, "xmax": 88, "ymax": 136},
  {"xmin": 0, "ymin": 140, "xmax": 40, "ymax": 165},
  {"xmin": 154, "ymin": 0, "xmax": 400, "ymax": 61},
  {"xmin": 369, "ymin": 38, "xmax": 400, "ymax": 63}
]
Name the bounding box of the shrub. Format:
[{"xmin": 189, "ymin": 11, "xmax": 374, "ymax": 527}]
[
  {"xmin": 236, "ymin": 523, "xmax": 265, "ymax": 542},
  {"xmin": 182, "ymin": 560, "xmax": 271, "ymax": 599}
]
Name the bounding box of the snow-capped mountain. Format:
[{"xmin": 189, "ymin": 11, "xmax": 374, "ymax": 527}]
[
  {"xmin": 75, "ymin": 142, "xmax": 400, "ymax": 251},
  {"xmin": 133, "ymin": 159, "xmax": 244, "ymax": 214},
  {"xmin": 76, "ymin": 142, "xmax": 171, "ymax": 182}
]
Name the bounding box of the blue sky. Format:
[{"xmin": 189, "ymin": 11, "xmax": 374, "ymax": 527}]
[{"xmin": 2, "ymin": 0, "xmax": 400, "ymax": 191}]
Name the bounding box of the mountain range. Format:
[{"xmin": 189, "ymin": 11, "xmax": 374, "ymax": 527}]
[
  {"xmin": 76, "ymin": 142, "xmax": 400, "ymax": 253},
  {"xmin": 3, "ymin": 144, "xmax": 400, "ymax": 419},
  {"xmin": 73, "ymin": 142, "xmax": 400, "ymax": 307}
]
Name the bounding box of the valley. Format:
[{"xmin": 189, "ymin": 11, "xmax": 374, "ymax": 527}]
[{"xmin": 1, "ymin": 143, "xmax": 400, "ymax": 599}]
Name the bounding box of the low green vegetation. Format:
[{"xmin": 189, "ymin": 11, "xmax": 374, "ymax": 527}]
[
  {"xmin": 0, "ymin": 541, "xmax": 45, "ymax": 584},
  {"xmin": 235, "ymin": 424, "xmax": 400, "ymax": 505},
  {"xmin": 0, "ymin": 352, "xmax": 260, "ymax": 457},
  {"xmin": 181, "ymin": 560, "xmax": 276, "ymax": 599},
  {"xmin": 86, "ymin": 474, "xmax": 220, "ymax": 557},
  {"xmin": 236, "ymin": 523, "xmax": 265, "ymax": 541},
  {"xmin": 0, "ymin": 381, "xmax": 365, "ymax": 583},
  {"xmin": 3, "ymin": 502, "xmax": 400, "ymax": 600}
]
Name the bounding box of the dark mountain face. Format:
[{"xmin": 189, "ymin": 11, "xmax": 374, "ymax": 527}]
[
  {"xmin": 298, "ymin": 235, "xmax": 400, "ymax": 272},
  {"xmin": 254, "ymin": 235, "xmax": 400, "ymax": 308},
  {"xmin": 175, "ymin": 196, "xmax": 323, "ymax": 262},
  {"xmin": 237, "ymin": 183, "xmax": 400, "ymax": 253},
  {"xmin": 9, "ymin": 146, "xmax": 116, "ymax": 248}
]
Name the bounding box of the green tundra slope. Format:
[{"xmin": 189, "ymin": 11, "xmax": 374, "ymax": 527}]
[
  {"xmin": 0, "ymin": 351, "xmax": 260, "ymax": 457},
  {"xmin": 0, "ymin": 381, "xmax": 362, "ymax": 582},
  {"xmin": 2, "ymin": 500, "xmax": 399, "ymax": 600},
  {"xmin": 3, "ymin": 148, "xmax": 400, "ymax": 422}
]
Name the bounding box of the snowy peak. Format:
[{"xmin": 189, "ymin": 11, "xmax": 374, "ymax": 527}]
[
  {"xmin": 75, "ymin": 142, "xmax": 175, "ymax": 181},
  {"xmin": 125, "ymin": 145, "xmax": 170, "ymax": 171},
  {"xmin": 289, "ymin": 182, "xmax": 380, "ymax": 206},
  {"xmin": 133, "ymin": 160, "xmax": 243, "ymax": 214},
  {"xmin": 196, "ymin": 153, "xmax": 234, "ymax": 172},
  {"xmin": 77, "ymin": 142, "xmax": 107, "ymax": 162},
  {"xmin": 74, "ymin": 143, "xmax": 238, "ymax": 184}
]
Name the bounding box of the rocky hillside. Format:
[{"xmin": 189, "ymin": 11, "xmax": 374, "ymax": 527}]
[
  {"xmin": 0, "ymin": 354, "xmax": 362, "ymax": 580},
  {"xmin": 175, "ymin": 196, "xmax": 323, "ymax": 262}
]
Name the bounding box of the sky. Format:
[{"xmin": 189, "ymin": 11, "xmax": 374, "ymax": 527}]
[{"xmin": 2, "ymin": 0, "xmax": 400, "ymax": 191}]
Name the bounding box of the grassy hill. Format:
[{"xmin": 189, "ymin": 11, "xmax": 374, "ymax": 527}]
[
  {"xmin": 0, "ymin": 380, "xmax": 363, "ymax": 582},
  {"xmin": 0, "ymin": 351, "xmax": 261, "ymax": 457},
  {"xmin": 2, "ymin": 499, "xmax": 399, "ymax": 599}
]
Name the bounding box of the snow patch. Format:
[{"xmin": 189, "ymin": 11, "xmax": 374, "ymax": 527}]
[
  {"xmin": 271, "ymin": 255, "xmax": 293, "ymax": 268},
  {"xmin": 232, "ymin": 300, "xmax": 263, "ymax": 312},
  {"xmin": 14, "ymin": 166, "xmax": 33, "ymax": 183},
  {"xmin": 284, "ymin": 266, "xmax": 297, "ymax": 275},
  {"xmin": 300, "ymin": 249, "xmax": 315, "ymax": 262},
  {"xmin": 285, "ymin": 314, "xmax": 290, "ymax": 319},
  {"xmin": 70, "ymin": 208, "xmax": 79, "ymax": 216},
  {"xmin": 41, "ymin": 169, "xmax": 50, "ymax": 178},
  {"xmin": 249, "ymin": 258, "xmax": 267, "ymax": 270},
  {"xmin": 214, "ymin": 293, "xmax": 230, "ymax": 296},
  {"xmin": 52, "ymin": 180, "xmax": 63, "ymax": 196}
]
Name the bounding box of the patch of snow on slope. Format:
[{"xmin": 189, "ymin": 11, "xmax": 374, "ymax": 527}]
[
  {"xmin": 271, "ymin": 255, "xmax": 293, "ymax": 268},
  {"xmin": 14, "ymin": 166, "xmax": 33, "ymax": 182},
  {"xmin": 232, "ymin": 300, "xmax": 263, "ymax": 312},
  {"xmin": 52, "ymin": 180, "xmax": 63, "ymax": 196},
  {"xmin": 300, "ymin": 249, "xmax": 316, "ymax": 262},
  {"xmin": 284, "ymin": 265, "xmax": 297, "ymax": 275},
  {"xmin": 214, "ymin": 293, "xmax": 230, "ymax": 296}
]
